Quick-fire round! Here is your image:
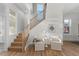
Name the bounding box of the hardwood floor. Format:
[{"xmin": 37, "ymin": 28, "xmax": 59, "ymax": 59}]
[
  {"xmin": 63, "ymin": 41, "xmax": 79, "ymax": 56},
  {"xmin": 0, "ymin": 41, "xmax": 79, "ymax": 56}
]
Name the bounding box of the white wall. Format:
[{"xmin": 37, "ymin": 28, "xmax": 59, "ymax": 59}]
[
  {"xmin": 0, "ymin": 4, "xmax": 6, "ymax": 16},
  {"xmin": 46, "ymin": 3, "xmax": 63, "ymax": 19},
  {"xmin": 46, "ymin": 3, "xmax": 63, "ymax": 40},
  {"xmin": 0, "ymin": 4, "xmax": 7, "ymax": 52},
  {"xmin": 17, "ymin": 10, "xmax": 25, "ymax": 33},
  {"xmin": 63, "ymin": 13, "xmax": 79, "ymax": 41}
]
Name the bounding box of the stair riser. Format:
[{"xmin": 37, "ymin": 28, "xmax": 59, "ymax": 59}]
[
  {"xmin": 14, "ymin": 40, "xmax": 23, "ymax": 42},
  {"xmin": 11, "ymin": 43, "xmax": 23, "ymax": 47},
  {"xmin": 16, "ymin": 36, "xmax": 22, "ymax": 39},
  {"xmin": 8, "ymin": 48, "xmax": 23, "ymax": 52}
]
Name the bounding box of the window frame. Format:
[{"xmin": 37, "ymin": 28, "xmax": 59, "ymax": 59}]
[{"xmin": 64, "ymin": 19, "xmax": 71, "ymax": 34}]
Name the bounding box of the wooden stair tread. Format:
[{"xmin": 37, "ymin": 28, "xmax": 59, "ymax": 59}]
[
  {"xmin": 14, "ymin": 40, "xmax": 25, "ymax": 42},
  {"xmin": 8, "ymin": 32, "xmax": 28, "ymax": 52},
  {"xmin": 8, "ymin": 48, "xmax": 23, "ymax": 52},
  {"xmin": 9, "ymin": 47, "xmax": 23, "ymax": 48},
  {"xmin": 11, "ymin": 42, "xmax": 25, "ymax": 47},
  {"xmin": 11, "ymin": 44, "xmax": 23, "ymax": 47},
  {"xmin": 12, "ymin": 42, "xmax": 24, "ymax": 43}
]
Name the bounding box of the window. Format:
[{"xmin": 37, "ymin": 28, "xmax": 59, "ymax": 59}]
[
  {"xmin": 37, "ymin": 3, "xmax": 44, "ymax": 21},
  {"xmin": 9, "ymin": 9, "xmax": 17, "ymax": 35},
  {"xmin": 37, "ymin": 3, "xmax": 43, "ymax": 14},
  {"xmin": 64, "ymin": 19, "xmax": 71, "ymax": 34}
]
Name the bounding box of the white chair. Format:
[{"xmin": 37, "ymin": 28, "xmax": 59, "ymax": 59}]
[
  {"xmin": 51, "ymin": 37, "xmax": 62, "ymax": 50},
  {"xmin": 35, "ymin": 42, "xmax": 44, "ymax": 51}
]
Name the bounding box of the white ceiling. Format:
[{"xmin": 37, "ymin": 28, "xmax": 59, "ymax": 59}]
[
  {"xmin": 63, "ymin": 3, "xmax": 79, "ymax": 14},
  {"xmin": 14, "ymin": 3, "xmax": 27, "ymax": 13},
  {"xmin": 47, "ymin": 3, "xmax": 79, "ymax": 15},
  {"xmin": 13, "ymin": 3, "xmax": 79, "ymax": 15}
]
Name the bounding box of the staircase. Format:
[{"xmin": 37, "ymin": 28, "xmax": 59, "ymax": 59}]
[
  {"xmin": 8, "ymin": 3, "xmax": 47, "ymax": 52},
  {"xmin": 8, "ymin": 32, "xmax": 28, "ymax": 52}
]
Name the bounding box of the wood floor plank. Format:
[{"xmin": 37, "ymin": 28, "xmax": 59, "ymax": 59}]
[{"xmin": 0, "ymin": 41, "xmax": 79, "ymax": 56}]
